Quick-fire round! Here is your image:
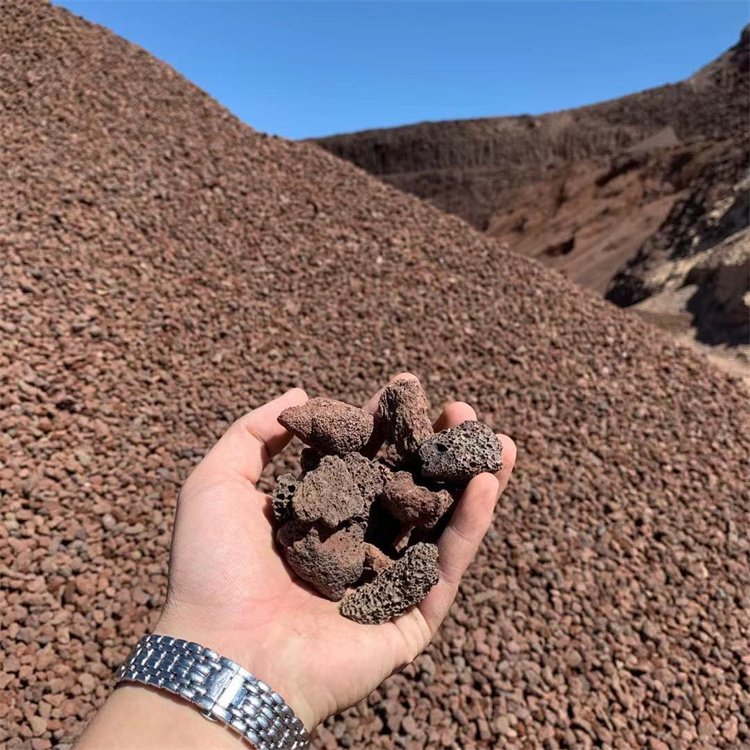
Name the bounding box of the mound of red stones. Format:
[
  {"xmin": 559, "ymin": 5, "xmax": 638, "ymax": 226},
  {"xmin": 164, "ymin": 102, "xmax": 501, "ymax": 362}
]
[
  {"xmin": 1, "ymin": 2, "xmax": 749, "ymax": 749},
  {"xmin": 272, "ymin": 383, "xmax": 501, "ymax": 622}
]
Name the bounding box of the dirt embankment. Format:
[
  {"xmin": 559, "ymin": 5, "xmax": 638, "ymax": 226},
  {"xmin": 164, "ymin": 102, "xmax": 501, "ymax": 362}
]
[{"xmin": 316, "ymin": 28, "xmax": 750, "ymax": 372}]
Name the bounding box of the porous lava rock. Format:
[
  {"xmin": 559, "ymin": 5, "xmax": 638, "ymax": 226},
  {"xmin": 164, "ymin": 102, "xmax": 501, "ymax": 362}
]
[
  {"xmin": 381, "ymin": 472, "xmax": 453, "ymax": 529},
  {"xmin": 363, "ymin": 543, "xmax": 395, "ymax": 579},
  {"xmin": 282, "ymin": 525, "xmax": 366, "ymax": 601},
  {"xmin": 291, "ymin": 456, "xmax": 365, "ymax": 527},
  {"xmin": 279, "ymin": 398, "xmax": 375, "ymax": 456},
  {"xmin": 273, "ymin": 383, "xmax": 500, "ymax": 608},
  {"xmin": 276, "ymin": 519, "xmax": 311, "ymax": 548},
  {"xmin": 343, "ymin": 452, "xmax": 391, "ymax": 504},
  {"xmin": 299, "ymin": 447, "xmax": 322, "ymax": 475},
  {"xmin": 377, "ymin": 379, "xmax": 434, "ymax": 465},
  {"xmin": 419, "ymin": 420, "xmax": 502, "ymax": 483},
  {"xmin": 338, "ymin": 543, "xmax": 440, "ymax": 624},
  {"xmin": 271, "ymin": 473, "xmax": 298, "ymax": 522}
]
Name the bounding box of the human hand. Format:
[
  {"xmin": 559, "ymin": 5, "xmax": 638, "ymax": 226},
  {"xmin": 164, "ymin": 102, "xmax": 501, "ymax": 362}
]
[{"xmin": 156, "ymin": 374, "xmax": 516, "ymax": 732}]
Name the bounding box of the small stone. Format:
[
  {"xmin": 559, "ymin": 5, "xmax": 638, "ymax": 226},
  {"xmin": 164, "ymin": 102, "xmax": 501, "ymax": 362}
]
[
  {"xmin": 292, "ymin": 455, "xmax": 365, "ymax": 527},
  {"xmin": 381, "ymin": 471, "xmax": 454, "ymax": 528},
  {"xmin": 78, "ymin": 673, "xmax": 96, "ymax": 694},
  {"xmin": 697, "ymin": 713, "xmax": 715, "ymax": 738},
  {"xmin": 285, "ymin": 525, "xmax": 365, "ymax": 601},
  {"xmin": 29, "ymin": 715, "xmax": 47, "ymax": 736},
  {"xmin": 377, "ymin": 378, "xmax": 434, "ymax": 465},
  {"xmin": 565, "ymin": 648, "xmax": 583, "ymax": 669},
  {"xmin": 419, "ymin": 420, "xmax": 502, "ymax": 483},
  {"xmin": 722, "ymin": 716, "xmax": 738, "ymax": 742},
  {"xmin": 339, "ymin": 542, "xmax": 439, "ymax": 624},
  {"xmin": 401, "ymin": 715, "xmax": 418, "ymax": 735},
  {"xmin": 279, "ymin": 397, "xmax": 374, "ymax": 455}
]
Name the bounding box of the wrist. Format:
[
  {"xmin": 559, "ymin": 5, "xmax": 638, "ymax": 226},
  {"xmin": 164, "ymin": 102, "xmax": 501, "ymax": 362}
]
[
  {"xmin": 76, "ymin": 685, "xmax": 244, "ymax": 750},
  {"xmin": 154, "ymin": 605, "xmax": 319, "ymax": 732}
]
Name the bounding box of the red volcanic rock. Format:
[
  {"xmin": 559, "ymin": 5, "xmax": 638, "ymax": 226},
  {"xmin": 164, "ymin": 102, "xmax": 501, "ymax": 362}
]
[
  {"xmin": 377, "ymin": 378, "xmax": 434, "ymax": 466},
  {"xmin": 291, "ymin": 456, "xmax": 366, "ymax": 528},
  {"xmin": 283, "ymin": 525, "xmax": 365, "ymax": 601},
  {"xmin": 419, "ymin": 421, "xmax": 502, "ymax": 484},
  {"xmin": 381, "ymin": 472, "xmax": 453, "ymax": 529},
  {"xmin": 279, "ymin": 398, "xmax": 375, "ymax": 456},
  {"xmin": 339, "ymin": 543, "xmax": 439, "ymax": 624}
]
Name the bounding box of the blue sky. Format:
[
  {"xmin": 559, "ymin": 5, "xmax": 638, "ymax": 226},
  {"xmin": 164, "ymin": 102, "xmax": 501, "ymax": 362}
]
[{"xmin": 56, "ymin": 1, "xmax": 748, "ymax": 139}]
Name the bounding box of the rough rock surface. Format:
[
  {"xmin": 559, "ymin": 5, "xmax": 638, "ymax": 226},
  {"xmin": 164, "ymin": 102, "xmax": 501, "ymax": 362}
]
[
  {"xmin": 275, "ymin": 396, "xmax": 456, "ymax": 602},
  {"xmin": 283, "ymin": 526, "xmax": 366, "ymax": 601},
  {"xmin": 343, "ymin": 452, "xmax": 391, "ymax": 504},
  {"xmin": 279, "ymin": 398, "xmax": 375, "ymax": 456},
  {"xmin": 339, "ymin": 544, "xmax": 440, "ymax": 624},
  {"xmin": 419, "ymin": 421, "xmax": 502, "ymax": 483},
  {"xmin": 1, "ymin": 3, "xmax": 750, "ymax": 749},
  {"xmin": 362, "ymin": 543, "xmax": 395, "ymax": 579},
  {"xmin": 381, "ymin": 472, "xmax": 453, "ymax": 529},
  {"xmin": 276, "ymin": 519, "xmax": 311, "ymax": 548},
  {"xmin": 291, "ymin": 456, "xmax": 365, "ymax": 528},
  {"xmin": 377, "ymin": 379, "xmax": 434, "ymax": 465},
  {"xmin": 299, "ymin": 448, "xmax": 322, "ymax": 475},
  {"xmin": 271, "ymin": 473, "xmax": 298, "ymax": 522}
]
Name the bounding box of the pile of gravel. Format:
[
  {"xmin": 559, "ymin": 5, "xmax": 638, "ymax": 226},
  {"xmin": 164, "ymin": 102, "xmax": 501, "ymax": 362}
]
[{"xmin": 1, "ymin": 2, "xmax": 748, "ymax": 748}]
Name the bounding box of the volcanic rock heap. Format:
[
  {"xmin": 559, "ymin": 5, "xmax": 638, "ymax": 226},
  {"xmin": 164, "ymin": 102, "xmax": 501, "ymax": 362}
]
[
  {"xmin": 271, "ymin": 382, "xmax": 501, "ymax": 623},
  {"xmin": 1, "ymin": 2, "xmax": 749, "ymax": 749}
]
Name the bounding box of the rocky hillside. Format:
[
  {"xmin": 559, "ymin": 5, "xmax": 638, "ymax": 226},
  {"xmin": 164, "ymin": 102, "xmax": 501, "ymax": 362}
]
[
  {"xmin": 317, "ymin": 28, "xmax": 750, "ymax": 367},
  {"xmin": 1, "ymin": 3, "xmax": 749, "ymax": 749}
]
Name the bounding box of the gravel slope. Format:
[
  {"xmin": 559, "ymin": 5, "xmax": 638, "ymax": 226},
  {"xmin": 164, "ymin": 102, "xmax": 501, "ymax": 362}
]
[{"xmin": 1, "ymin": 2, "xmax": 748, "ymax": 748}]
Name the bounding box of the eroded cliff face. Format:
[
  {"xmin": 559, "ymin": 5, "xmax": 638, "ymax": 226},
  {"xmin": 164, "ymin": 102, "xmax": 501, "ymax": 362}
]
[{"xmin": 315, "ymin": 27, "xmax": 750, "ymax": 371}]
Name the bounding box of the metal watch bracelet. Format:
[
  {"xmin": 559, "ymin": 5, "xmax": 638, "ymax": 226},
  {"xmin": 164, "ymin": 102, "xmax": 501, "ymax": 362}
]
[{"xmin": 115, "ymin": 634, "xmax": 309, "ymax": 750}]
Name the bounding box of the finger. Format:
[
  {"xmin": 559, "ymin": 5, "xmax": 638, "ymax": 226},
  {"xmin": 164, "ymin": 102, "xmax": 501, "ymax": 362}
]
[
  {"xmin": 496, "ymin": 434, "xmax": 516, "ymax": 495},
  {"xmin": 418, "ymin": 471, "xmax": 502, "ymax": 633},
  {"xmin": 361, "ymin": 372, "xmax": 419, "ymax": 414},
  {"xmin": 432, "ymin": 401, "xmax": 476, "ymax": 431},
  {"xmin": 194, "ymin": 388, "xmax": 308, "ymax": 485}
]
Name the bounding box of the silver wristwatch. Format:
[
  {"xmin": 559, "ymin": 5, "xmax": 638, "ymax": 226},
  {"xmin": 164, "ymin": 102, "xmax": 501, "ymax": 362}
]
[{"xmin": 116, "ymin": 634, "xmax": 309, "ymax": 750}]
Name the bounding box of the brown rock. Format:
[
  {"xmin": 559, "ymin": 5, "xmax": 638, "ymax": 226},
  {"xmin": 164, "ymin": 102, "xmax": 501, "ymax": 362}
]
[
  {"xmin": 285, "ymin": 525, "xmax": 365, "ymax": 601},
  {"xmin": 419, "ymin": 420, "xmax": 502, "ymax": 483},
  {"xmin": 339, "ymin": 542, "xmax": 439, "ymax": 624},
  {"xmin": 292, "ymin": 456, "xmax": 365, "ymax": 527},
  {"xmin": 377, "ymin": 379, "xmax": 433, "ymax": 465},
  {"xmin": 279, "ymin": 398, "xmax": 374, "ymax": 456},
  {"xmin": 29, "ymin": 716, "xmax": 47, "ymax": 736},
  {"xmin": 381, "ymin": 471, "xmax": 454, "ymax": 529}
]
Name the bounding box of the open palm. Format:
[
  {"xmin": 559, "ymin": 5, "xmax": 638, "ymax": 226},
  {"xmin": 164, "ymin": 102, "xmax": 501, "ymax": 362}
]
[{"xmin": 156, "ymin": 375, "xmax": 516, "ymax": 730}]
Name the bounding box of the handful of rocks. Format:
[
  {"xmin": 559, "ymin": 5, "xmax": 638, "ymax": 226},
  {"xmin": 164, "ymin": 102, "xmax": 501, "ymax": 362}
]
[{"xmin": 271, "ymin": 379, "xmax": 502, "ymax": 624}]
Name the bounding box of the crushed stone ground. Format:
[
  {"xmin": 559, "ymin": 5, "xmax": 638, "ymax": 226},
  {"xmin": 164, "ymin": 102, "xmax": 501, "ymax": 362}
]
[{"xmin": 1, "ymin": 2, "xmax": 749, "ymax": 748}]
